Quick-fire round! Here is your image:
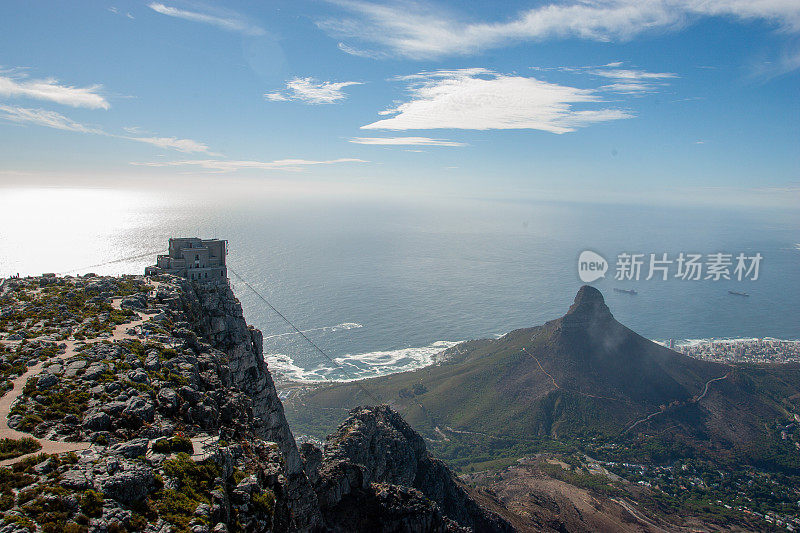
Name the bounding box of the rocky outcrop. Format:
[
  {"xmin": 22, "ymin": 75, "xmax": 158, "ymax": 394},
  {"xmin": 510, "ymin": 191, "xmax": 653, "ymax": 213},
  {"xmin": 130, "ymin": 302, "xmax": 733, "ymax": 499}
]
[
  {"xmin": 310, "ymin": 405, "xmax": 513, "ymax": 533},
  {"xmin": 161, "ymin": 277, "xmax": 322, "ymax": 531},
  {"xmin": 0, "ymin": 274, "xmax": 509, "ymax": 533}
]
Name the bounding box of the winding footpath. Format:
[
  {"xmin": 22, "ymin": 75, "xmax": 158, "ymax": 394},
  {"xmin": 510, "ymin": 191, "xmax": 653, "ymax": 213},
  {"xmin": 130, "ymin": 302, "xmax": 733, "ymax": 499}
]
[
  {"xmin": 624, "ymin": 373, "xmax": 730, "ymax": 434},
  {"xmin": 521, "ymin": 347, "xmax": 629, "ymax": 403},
  {"xmin": 0, "ymin": 282, "xmax": 158, "ymax": 465}
]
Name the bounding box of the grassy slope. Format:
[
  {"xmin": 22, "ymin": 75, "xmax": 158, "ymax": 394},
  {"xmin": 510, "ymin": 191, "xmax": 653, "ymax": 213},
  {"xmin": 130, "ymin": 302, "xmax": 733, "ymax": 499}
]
[{"xmin": 284, "ymin": 294, "xmax": 800, "ymax": 470}]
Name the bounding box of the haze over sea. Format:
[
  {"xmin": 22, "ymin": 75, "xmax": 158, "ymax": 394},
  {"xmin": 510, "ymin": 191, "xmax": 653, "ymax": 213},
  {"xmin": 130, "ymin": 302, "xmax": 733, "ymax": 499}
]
[{"xmin": 1, "ymin": 188, "xmax": 798, "ymax": 381}]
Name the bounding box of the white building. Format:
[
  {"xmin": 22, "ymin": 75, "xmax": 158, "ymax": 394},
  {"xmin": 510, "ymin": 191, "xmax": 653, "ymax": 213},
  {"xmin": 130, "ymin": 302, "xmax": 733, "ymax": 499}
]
[{"xmin": 146, "ymin": 237, "xmax": 227, "ymax": 283}]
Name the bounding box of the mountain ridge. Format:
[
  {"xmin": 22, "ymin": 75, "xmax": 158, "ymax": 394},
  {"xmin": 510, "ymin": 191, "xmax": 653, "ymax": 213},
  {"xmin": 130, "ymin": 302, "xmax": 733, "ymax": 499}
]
[{"xmin": 285, "ymin": 285, "xmax": 800, "ymax": 464}]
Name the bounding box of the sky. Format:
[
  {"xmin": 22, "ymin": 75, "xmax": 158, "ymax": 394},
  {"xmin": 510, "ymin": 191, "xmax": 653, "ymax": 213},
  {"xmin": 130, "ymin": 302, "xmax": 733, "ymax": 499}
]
[{"xmin": 0, "ymin": 0, "xmax": 798, "ymax": 205}]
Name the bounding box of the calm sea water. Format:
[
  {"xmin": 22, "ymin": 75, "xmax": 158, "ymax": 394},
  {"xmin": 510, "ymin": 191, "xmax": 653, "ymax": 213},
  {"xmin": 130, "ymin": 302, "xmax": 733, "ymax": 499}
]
[{"xmin": 1, "ymin": 188, "xmax": 798, "ymax": 381}]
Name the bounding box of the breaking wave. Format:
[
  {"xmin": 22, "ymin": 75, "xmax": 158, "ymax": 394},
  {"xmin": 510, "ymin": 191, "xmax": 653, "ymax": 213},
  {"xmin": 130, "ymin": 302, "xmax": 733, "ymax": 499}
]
[
  {"xmin": 265, "ymin": 340, "xmax": 459, "ymax": 382},
  {"xmin": 262, "ymin": 322, "xmax": 363, "ymax": 340}
]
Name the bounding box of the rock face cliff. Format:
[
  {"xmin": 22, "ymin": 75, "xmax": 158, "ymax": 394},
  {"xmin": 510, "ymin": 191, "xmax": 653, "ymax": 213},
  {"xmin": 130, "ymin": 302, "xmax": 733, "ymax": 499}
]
[
  {"xmin": 306, "ymin": 405, "xmax": 513, "ymax": 533},
  {"xmin": 0, "ymin": 274, "xmax": 510, "ymax": 533},
  {"xmin": 168, "ymin": 278, "xmax": 322, "ymax": 531}
]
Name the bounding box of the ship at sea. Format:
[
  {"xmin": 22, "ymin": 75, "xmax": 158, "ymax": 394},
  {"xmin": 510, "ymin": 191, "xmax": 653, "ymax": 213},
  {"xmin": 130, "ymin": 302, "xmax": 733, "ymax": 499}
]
[
  {"xmin": 614, "ymin": 288, "xmax": 638, "ymax": 295},
  {"xmin": 729, "ymin": 290, "xmax": 750, "ymax": 297}
]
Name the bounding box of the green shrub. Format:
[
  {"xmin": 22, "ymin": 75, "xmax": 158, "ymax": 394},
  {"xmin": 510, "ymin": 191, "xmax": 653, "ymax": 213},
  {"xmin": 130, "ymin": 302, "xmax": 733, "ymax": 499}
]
[
  {"xmin": 62, "ymin": 523, "xmax": 86, "ymax": 533},
  {"xmin": 152, "ymin": 436, "xmax": 193, "ymax": 455},
  {"xmin": 162, "ymin": 454, "xmax": 219, "ymax": 502},
  {"xmin": 251, "ymin": 489, "xmax": 275, "ymax": 516},
  {"xmin": 18, "ymin": 414, "xmax": 43, "ymax": 432},
  {"xmin": 0, "ymin": 438, "xmax": 41, "ymax": 460},
  {"xmin": 80, "ymin": 490, "xmax": 104, "ymax": 518},
  {"xmin": 171, "ymin": 435, "xmax": 193, "ymax": 454},
  {"xmin": 155, "ymin": 489, "xmax": 197, "ymax": 532},
  {"xmin": 151, "ymin": 438, "xmax": 171, "ymax": 454},
  {"xmin": 22, "ymin": 377, "xmax": 37, "ymax": 396}
]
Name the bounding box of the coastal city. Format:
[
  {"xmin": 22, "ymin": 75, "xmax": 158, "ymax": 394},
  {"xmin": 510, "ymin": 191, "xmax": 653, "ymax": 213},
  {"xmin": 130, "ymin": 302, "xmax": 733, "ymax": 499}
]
[{"xmin": 659, "ymin": 338, "xmax": 800, "ymax": 364}]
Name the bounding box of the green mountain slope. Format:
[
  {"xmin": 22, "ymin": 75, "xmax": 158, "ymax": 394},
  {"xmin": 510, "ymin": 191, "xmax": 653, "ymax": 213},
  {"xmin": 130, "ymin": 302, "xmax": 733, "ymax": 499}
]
[{"xmin": 285, "ymin": 286, "xmax": 800, "ymax": 467}]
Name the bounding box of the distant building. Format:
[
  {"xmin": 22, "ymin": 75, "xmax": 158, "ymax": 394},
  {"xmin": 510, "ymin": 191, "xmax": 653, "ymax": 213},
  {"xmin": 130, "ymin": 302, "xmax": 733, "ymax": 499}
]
[{"xmin": 145, "ymin": 237, "xmax": 227, "ymax": 283}]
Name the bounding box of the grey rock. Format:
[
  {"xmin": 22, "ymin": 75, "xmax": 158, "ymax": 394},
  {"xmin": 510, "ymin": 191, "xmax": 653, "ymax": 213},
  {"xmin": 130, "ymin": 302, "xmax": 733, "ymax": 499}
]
[
  {"xmin": 110, "ymin": 438, "xmax": 149, "ymax": 458},
  {"xmin": 83, "ymin": 410, "xmax": 111, "ymax": 431},
  {"xmin": 123, "ymin": 396, "xmax": 155, "ymax": 423},
  {"xmin": 157, "ymin": 388, "xmax": 179, "ymax": 413},
  {"xmin": 62, "ymin": 468, "xmax": 93, "ymax": 490},
  {"xmin": 127, "ymin": 368, "xmax": 149, "ymax": 384},
  {"xmin": 145, "ymin": 350, "xmax": 161, "ymax": 371},
  {"xmin": 95, "ymin": 460, "xmax": 154, "ymax": 503},
  {"xmin": 36, "ymin": 372, "xmax": 58, "ymax": 389},
  {"xmin": 44, "ymin": 363, "xmax": 63, "ymax": 375},
  {"xmin": 102, "ymin": 401, "xmax": 127, "ymax": 415},
  {"xmin": 83, "ymin": 362, "xmax": 109, "ymax": 381},
  {"xmin": 64, "ymin": 359, "xmax": 88, "ymax": 378}
]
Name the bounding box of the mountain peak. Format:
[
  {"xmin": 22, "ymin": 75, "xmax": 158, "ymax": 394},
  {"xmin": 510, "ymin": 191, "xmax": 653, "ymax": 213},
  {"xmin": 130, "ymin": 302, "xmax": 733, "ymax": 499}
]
[
  {"xmin": 566, "ymin": 285, "xmax": 611, "ymax": 317},
  {"xmin": 559, "ymin": 285, "xmax": 614, "ymax": 334}
]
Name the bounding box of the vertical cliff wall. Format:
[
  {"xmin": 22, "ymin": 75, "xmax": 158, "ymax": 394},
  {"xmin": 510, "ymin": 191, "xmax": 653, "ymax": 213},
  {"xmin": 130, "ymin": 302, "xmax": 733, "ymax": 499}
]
[{"xmin": 173, "ymin": 278, "xmax": 322, "ymax": 531}]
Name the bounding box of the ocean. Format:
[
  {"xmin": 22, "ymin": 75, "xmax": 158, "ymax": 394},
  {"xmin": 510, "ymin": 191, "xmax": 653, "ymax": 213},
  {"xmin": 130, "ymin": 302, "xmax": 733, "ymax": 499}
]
[{"xmin": 1, "ymin": 187, "xmax": 798, "ymax": 381}]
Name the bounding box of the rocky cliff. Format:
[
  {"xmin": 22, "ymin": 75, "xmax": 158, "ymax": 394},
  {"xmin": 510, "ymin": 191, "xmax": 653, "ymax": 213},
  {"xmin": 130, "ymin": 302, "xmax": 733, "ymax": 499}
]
[{"xmin": 0, "ymin": 274, "xmax": 510, "ymax": 533}]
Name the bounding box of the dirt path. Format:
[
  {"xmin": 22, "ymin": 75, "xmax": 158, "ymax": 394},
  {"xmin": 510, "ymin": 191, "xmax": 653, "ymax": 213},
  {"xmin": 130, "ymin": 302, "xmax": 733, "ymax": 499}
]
[
  {"xmin": 0, "ymin": 282, "xmax": 158, "ymax": 465},
  {"xmin": 521, "ymin": 347, "xmax": 628, "ymax": 403},
  {"xmin": 611, "ymin": 497, "xmax": 672, "ymax": 533},
  {"xmin": 624, "ymin": 373, "xmax": 729, "ymax": 434},
  {"xmin": 522, "ymin": 347, "xmax": 560, "ymax": 390}
]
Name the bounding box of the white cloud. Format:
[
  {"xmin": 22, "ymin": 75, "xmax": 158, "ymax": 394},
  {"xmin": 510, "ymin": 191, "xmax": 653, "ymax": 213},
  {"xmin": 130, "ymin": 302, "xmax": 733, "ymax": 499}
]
[
  {"xmin": 265, "ymin": 77, "xmax": 362, "ymax": 104},
  {"xmin": 0, "ymin": 73, "xmax": 109, "ymax": 109},
  {"xmin": 0, "ymin": 104, "xmax": 214, "ymax": 154},
  {"xmin": 131, "ymin": 158, "xmax": 369, "ymax": 173},
  {"xmin": 337, "ymin": 42, "xmax": 387, "ymax": 59},
  {"xmin": 588, "ymin": 67, "xmax": 677, "ymax": 80},
  {"xmin": 321, "ymin": 0, "xmax": 800, "ymax": 59},
  {"xmin": 571, "ymin": 63, "xmax": 678, "ymax": 94},
  {"xmin": 128, "ymin": 136, "xmax": 214, "ymax": 153},
  {"xmin": 361, "ymin": 69, "xmax": 632, "ymax": 134},
  {"xmin": 349, "ymin": 136, "xmax": 465, "ymax": 146},
  {"xmin": 264, "ymin": 92, "xmax": 289, "ymax": 102},
  {"xmin": 148, "ymin": 2, "xmax": 265, "ymax": 36},
  {"xmin": 0, "ymin": 105, "xmax": 104, "ymax": 134}
]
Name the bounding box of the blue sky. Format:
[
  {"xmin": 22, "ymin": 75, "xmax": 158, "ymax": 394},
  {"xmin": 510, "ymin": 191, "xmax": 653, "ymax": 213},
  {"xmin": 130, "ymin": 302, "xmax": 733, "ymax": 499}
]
[{"xmin": 0, "ymin": 0, "xmax": 798, "ymax": 205}]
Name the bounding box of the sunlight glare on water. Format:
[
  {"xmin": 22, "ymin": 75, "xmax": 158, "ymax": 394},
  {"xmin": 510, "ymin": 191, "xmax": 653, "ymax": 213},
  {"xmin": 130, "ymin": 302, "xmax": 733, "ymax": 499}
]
[{"xmin": 0, "ymin": 188, "xmax": 167, "ymax": 276}]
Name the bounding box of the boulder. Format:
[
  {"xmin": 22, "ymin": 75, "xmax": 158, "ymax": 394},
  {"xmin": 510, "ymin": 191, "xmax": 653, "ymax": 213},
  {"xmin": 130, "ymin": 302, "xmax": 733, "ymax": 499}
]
[
  {"xmin": 157, "ymin": 388, "xmax": 180, "ymax": 414},
  {"xmin": 36, "ymin": 373, "xmax": 58, "ymax": 389},
  {"xmin": 64, "ymin": 360, "xmax": 87, "ymax": 378},
  {"xmin": 102, "ymin": 401, "xmax": 128, "ymax": 416},
  {"xmin": 83, "ymin": 362, "xmax": 109, "ymax": 381},
  {"xmin": 127, "ymin": 369, "xmax": 149, "ymax": 384},
  {"xmin": 95, "ymin": 460, "xmax": 154, "ymax": 503},
  {"xmin": 145, "ymin": 350, "xmax": 161, "ymax": 371},
  {"xmin": 110, "ymin": 438, "xmax": 149, "ymax": 458},
  {"xmin": 123, "ymin": 396, "xmax": 155, "ymax": 423},
  {"xmin": 61, "ymin": 468, "xmax": 93, "ymax": 491},
  {"xmin": 83, "ymin": 410, "xmax": 111, "ymax": 431}
]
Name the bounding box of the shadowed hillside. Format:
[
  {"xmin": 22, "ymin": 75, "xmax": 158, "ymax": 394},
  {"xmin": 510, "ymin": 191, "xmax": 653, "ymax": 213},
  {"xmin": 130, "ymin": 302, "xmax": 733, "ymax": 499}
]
[{"xmin": 285, "ymin": 286, "xmax": 800, "ymax": 468}]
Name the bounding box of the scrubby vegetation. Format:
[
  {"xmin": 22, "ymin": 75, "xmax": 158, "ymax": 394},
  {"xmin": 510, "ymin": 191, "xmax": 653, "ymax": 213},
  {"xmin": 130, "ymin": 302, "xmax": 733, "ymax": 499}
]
[
  {"xmin": 151, "ymin": 435, "xmax": 194, "ymax": 455},
  {"xmin": 153, "ymin": 453, "xmax": 221, "ymax": 532},
  {"xmin": 0, "ymin": 275, "xmax": 148, "ymax": 340},
  {"xmin": 0, "ymin": 438, "xmax": 42, "ymax": 460}
]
